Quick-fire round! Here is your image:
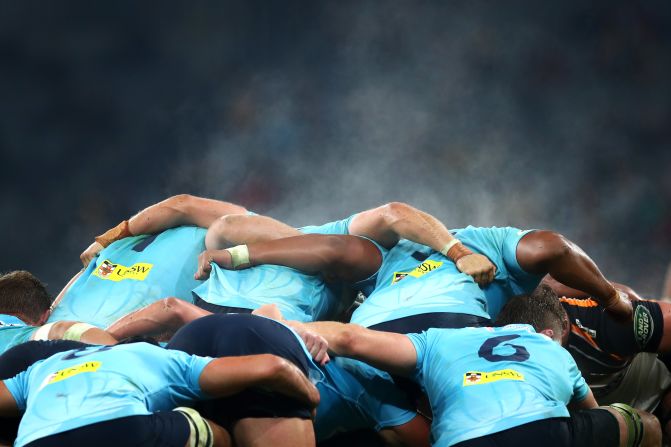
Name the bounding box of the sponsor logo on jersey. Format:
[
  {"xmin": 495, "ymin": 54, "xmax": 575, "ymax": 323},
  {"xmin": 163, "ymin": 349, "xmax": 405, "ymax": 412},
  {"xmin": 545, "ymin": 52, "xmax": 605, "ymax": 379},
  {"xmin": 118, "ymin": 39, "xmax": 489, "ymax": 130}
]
[
  {"xmin": 93, "ymin": 259, "xmax": 153, "ymax": 282},
  {"xmin": 634, "ymin": 305, "xmax": 653, "ymax": 349},
  {"xmin": 38, "ymin": 361, "xmax": 102, "ymax": 391},
  {"xmin": 463, "ymin": 369, "xmax": 524, "ymax": 386},
  {"xmin": 391, "ymin": 260, "xmax": 443, "ymax": 284}
]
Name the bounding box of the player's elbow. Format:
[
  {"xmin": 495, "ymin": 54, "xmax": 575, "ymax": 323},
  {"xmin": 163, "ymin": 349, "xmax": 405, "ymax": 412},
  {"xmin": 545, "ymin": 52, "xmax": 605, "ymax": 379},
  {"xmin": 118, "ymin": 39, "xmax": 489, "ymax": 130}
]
[
  {"xmin": 206, "ymin": 214, "xmax": 248, "ymax": 249},
  {"xmin": 161, "ymin": 297, "xmax": 194, "ymax": 326},
  {"xmin": 379, "ymin": 202, "xmax": 413, "ymax": 226}
]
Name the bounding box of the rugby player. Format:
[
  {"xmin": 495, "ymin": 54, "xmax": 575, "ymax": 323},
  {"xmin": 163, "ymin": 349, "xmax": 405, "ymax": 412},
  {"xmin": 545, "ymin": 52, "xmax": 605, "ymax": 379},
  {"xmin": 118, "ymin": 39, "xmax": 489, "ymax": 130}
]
[
  {"xmin": 0, "ymin": 270, "xmax": 118, "ymax": 353},
  {"xmin": 0, "ymin": 340, "xmax": 318, "ymax": 447},
  {"xmin": 49, "ymin": 195, "xmax": 248, "ymax": 328},
  {"xmin": 291, "ymin": 286, "xmax": 662, "ymax": 447},
  {"xmin": 106, "ymin": 244, "xmax": 431, "ymax": 447},
  {"xmin": 167, "ymin": 313, "xmax": 326, "ymax": 447}
]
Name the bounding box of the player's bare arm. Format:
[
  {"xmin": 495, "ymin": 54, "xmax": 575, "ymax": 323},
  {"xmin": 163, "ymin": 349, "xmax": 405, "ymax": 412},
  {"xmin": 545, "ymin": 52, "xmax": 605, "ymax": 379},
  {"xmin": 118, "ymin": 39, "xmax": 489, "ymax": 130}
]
[
  {"xmin": 80, "ymin": 194, "xmax": 248, "ymax": 266},
  {"xmin": 106, "ymin": 297, "xmax": 211, "ymax": 340},
  {"xmin": 516, "ymin": 230, "xmax": 632, "ymax": 322},
  {"xmin": 205, "ymin": 213, "xmax": 302, "ymax": 249},
  {"xmin": 568, "ymin": 389, "xmax": 598, "ymax": 411},
  {"xmin": 199, "ymin": 354, "xmax": 320, "ymax": 408},
  {"xmin": 0, "ymin": 382, "xmax": 19, "ymax": 418},
  {"xmin": 349, "ymin": 202, "xmax": 496, "ymax": 285},
  {"xmin": 30, "ymin": 321, "xmax": 118, "ymax": 345},
  {"xmin": 195, "ymin": 234, "xmax": 382, "ymax": 283},
  {"xmin": 294, "ymin": 320, "xmax": 418, "ymax": 377}
]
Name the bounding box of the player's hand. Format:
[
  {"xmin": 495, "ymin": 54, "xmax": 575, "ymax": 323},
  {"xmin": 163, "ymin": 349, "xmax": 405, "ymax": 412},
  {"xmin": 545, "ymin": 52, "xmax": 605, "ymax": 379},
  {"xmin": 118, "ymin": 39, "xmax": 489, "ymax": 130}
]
[
  {"xmin": 603, "ymin": 290, "xmax": 634, "ymax": 324},
  {"xmin": 456, "ymin": 253, "xmax": 496, "ymax": 286},
  {"xmin": 80, "ymin": 241, "xmax": 104, "ymax": 267},
  {"xmin": 287, "ymin": 320, "xmax": 330, "ymax": 366},
  {"xmin": 196, "ymin": 249, "xmax": 238, "ymax": 279}
]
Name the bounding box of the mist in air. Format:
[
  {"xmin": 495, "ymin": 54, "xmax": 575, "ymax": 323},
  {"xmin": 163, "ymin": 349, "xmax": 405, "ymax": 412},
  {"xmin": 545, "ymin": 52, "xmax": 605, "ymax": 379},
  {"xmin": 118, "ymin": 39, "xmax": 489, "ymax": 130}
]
[{"xmin": 1, "ymin": 1, "xmax": 669, "ymax": 296}]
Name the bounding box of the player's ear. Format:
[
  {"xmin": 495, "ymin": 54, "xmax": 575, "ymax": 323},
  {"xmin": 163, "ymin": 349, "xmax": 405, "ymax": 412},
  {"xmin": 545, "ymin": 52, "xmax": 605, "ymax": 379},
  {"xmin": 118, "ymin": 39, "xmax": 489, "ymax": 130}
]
[
  {"xmin": 539, "ymin": 328, "xmax": 555, "ymax": 339},
  {"xmin": 38, "ymin": 309, "xmax": 50, "ymax": 326}
]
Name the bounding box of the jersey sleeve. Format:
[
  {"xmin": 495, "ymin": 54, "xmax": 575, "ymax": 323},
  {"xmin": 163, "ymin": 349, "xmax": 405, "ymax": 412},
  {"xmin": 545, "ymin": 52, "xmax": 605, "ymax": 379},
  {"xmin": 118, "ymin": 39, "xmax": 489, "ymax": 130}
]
[
  {"xmin": 500, "ymin": 228, "xmax": 543, "ymax": 292},
  {"xmin": 298, "ymin": 215, "xmax": 356, "ymax": 235},
  {"xmin": 349, "ymin": 236, "xmax": 388, "ymax": 296},
  {"xmin": 405, "ymin": 332, "xmax": 428, "ymax": 383},
  {"xmin": 564, "ymin": 350, "xmax": 589, "ymax": 402},
  {"xmin": 455, "ymin": 226, "xmax": 543, "ymax": 295},
  {"xmin": 163, "ymin": 349, "xmax": 214, "ymax": 400},
  {"xmin": 3, "ymin": 371, "xmax": 28, "ymax": 411}
]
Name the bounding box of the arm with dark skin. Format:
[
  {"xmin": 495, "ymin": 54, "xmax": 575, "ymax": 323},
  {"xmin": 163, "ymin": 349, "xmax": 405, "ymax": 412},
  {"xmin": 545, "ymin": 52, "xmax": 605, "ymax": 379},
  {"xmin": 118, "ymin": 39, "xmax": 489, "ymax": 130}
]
[
  {"xmin": 542, "ymin": 275, "xmax": 643, "ymax": 302},
  {"xmin": 0, "ymin": 382, "xmax": 19, "ymax": 418},
  {"xmin": 517, "ymin": 231, "xmax": 632, "ymax": 321},
  {"xmin": 204, "ymin": 202, "xmax": 496, "ymax": 285},
  {"xmin": 196, "ymin": 234, "xmax": 383, "ymax": 283}
]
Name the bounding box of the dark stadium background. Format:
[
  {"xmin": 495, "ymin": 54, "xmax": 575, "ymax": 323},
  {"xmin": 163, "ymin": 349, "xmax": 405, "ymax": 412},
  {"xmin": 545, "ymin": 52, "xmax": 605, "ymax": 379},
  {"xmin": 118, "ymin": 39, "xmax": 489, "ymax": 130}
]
[{"xmin": 1, "ymin": 1, "xmax": 670, "ymax": 299}]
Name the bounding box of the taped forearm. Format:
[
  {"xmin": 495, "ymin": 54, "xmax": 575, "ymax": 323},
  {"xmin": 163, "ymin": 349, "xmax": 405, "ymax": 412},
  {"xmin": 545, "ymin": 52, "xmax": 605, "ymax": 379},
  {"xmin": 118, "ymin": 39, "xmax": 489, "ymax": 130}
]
[{"xmin": 95, "ymin": 220, "xmax": 133, "ymax": 247}]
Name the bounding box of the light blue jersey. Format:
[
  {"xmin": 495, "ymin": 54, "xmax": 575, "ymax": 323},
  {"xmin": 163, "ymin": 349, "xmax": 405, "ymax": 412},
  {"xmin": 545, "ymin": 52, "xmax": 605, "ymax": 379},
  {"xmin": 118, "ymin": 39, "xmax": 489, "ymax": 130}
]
[
  {"xmin": 302, "ymin": 216, "xmax": 541, "ymax": 321},
  {"xmin": 49, "ymin": 226, "xmax": 207, "ymax": 328},
  {"xmin": 0, "ymin": 315, "xmax": 35, "ymax": 354},
  {"xmin": 351, "ymin": 239, "xmax": 489, "ymax": 327},
  {"xmin": 4, "ymin": 342, "xmax": 212, "ymax": 447},
  {"xmin": 350, "ymin": 227, "xmax": 541, "ymax": 327},
  {"xmin": 193, "ymin": 264, "xmax": 347, "ymax": 322},
  {"xmin": 315, "ymin": 357, "xmax": 416, "ymax": 441},
  {"xmin": 452, "ymin": 226, "xmax": 542, "ymax": 319},
  {"xmin": 407, "ymin": 325, "xmax": 589, "ymax": 446}
]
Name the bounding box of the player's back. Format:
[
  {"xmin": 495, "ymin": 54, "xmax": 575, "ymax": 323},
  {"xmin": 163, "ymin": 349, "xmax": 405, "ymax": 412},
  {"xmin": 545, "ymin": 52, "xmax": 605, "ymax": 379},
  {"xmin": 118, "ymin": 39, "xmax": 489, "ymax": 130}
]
[
  {"xmin": 408, "ymin": 325, "xmax": 587, "ymax": 446},
  {"xmin": 49, "ymin": 226, "xmax": 206, "ymax": 327},
  {"xmin": 4, "ymin": 342, "xmax": 210, "ymax": 446},
  {"xmin": 193, "ymin": 263, "xmax": 345, "ymax": 322},
  {"xmin": 351, "ymin": 239, "xmax": 488, "ymax": 327}
]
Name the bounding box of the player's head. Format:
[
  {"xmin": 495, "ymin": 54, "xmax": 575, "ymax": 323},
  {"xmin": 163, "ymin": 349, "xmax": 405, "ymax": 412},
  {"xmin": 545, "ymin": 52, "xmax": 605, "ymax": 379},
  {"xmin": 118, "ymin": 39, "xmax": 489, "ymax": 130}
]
[
  {"xmin": 0, "ymin": 270, "xmax": 52, "ymax": 325},
  {"xmin": 495, "ymin": 284, "xmax": 568, "ymax": 343}
]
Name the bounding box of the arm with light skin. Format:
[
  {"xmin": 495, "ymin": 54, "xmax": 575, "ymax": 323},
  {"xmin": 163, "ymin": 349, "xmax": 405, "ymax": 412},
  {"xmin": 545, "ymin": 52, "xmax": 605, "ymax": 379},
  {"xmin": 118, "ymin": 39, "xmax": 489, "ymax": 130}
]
[
  {"xmin": 205, "ymin": 214, "xmax": 302, "ymax": 249},
  {"xmin": 195, "ymin": 234, "xmax": 382, "ymax": 283},
  {"xmin": 251, "ymin": 305, "xmax": 430, "ymax": 447},
  {"xmin": 106, "ymin": 297, "xmax": 212, "ymax": 341},
  {"xmin": 348, "ymin": 202, "xmax": 496, "ymax": 285},
  {"xmin": 291, "ymin": 320, "xmax": 418, "ymax": 377},
  {"xmin": 30, "ymin": 321, "xmax": 118, "ymax": 345},
  {"xmin": 199, "ymin": 354, "xmax": 320, "ymax": 408},
  {"xmin": 516, "ymin": 231, "xmax": 632, "ymax": 322},
  {"xmin": 203, "ymin": 202, "xmax": 495, "ymax": 285},
  {"xmin": 80, "ymin": 194, "xmax": 248, "ymax": 266}
]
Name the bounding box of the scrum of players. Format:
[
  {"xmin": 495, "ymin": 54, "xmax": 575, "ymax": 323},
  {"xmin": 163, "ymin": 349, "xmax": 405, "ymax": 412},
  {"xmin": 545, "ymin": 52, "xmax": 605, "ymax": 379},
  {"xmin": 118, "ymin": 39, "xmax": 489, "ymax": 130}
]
[{"xmin": 0, "ymin": 194, "xmax": 669, "ymax": 446}]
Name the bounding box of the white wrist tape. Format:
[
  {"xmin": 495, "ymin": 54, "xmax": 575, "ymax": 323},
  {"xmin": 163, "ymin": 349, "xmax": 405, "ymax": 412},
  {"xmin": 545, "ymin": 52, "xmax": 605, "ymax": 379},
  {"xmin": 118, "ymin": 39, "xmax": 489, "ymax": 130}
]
[
  {"xmin": 226, "ymin": 244, "xmax": 250, "ymax": 269},
  {"xmin": 440, "ymin": 239, "xmax": 461, "ymax": 257},
  {"xmin": 62, "ymin": 323, "xmax": 96, "ymax": 341},
  {"xmin": 32, "ymin": 323, "xmax": 55, "ymax": 341}
]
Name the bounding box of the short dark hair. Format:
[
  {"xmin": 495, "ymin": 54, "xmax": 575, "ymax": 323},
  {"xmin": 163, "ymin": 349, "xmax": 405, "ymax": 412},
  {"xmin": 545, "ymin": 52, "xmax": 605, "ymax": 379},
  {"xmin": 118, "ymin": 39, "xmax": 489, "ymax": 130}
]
[
  {"xmin": 0, "ymin": 270, "xmax": 52, "ymax": 324},
  {"xmin": 495, "ymin": 284, "xmax": 566, "ymax": 335}
]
